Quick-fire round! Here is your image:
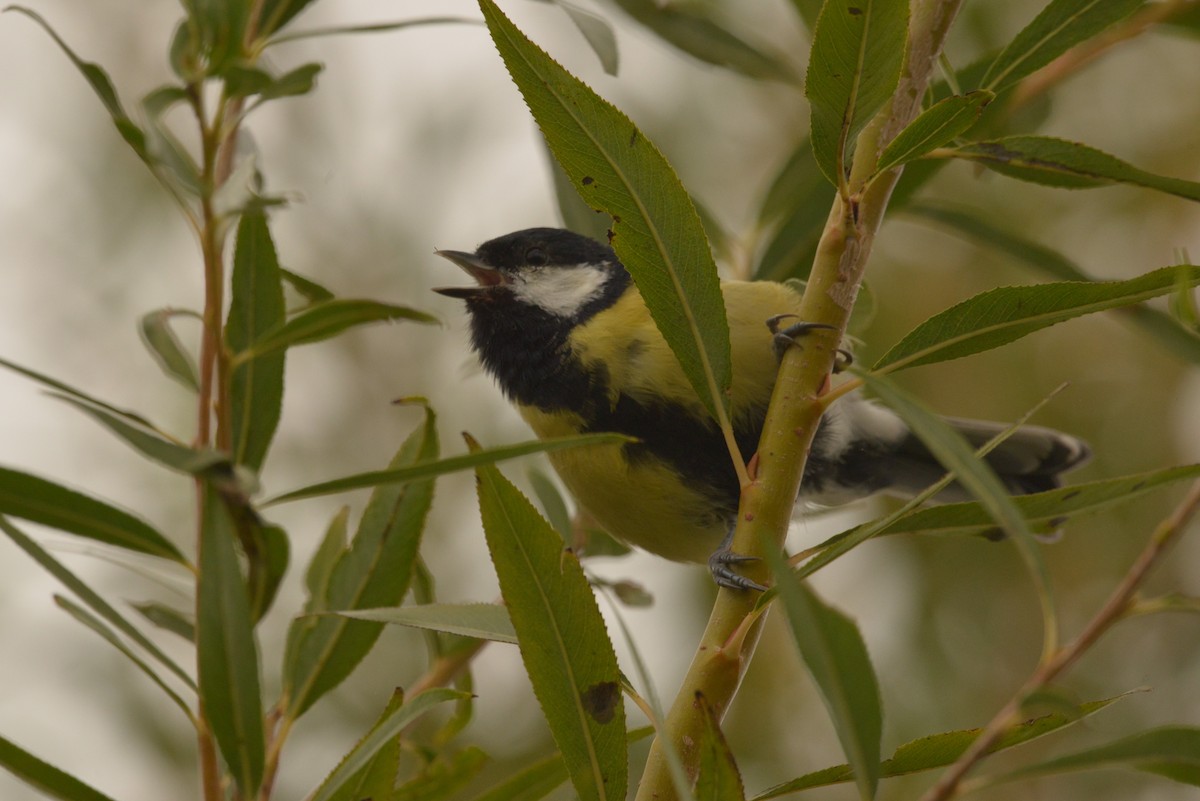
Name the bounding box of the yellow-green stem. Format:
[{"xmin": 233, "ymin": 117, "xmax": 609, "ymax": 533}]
[{"xmin": 634, "ymin": 2, "xmax": 965, "ymax": 797}]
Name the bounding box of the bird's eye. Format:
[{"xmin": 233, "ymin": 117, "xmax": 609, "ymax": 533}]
[{"xmin": 525, "ymin": 247, "xmax": 548, "ymax": 267}]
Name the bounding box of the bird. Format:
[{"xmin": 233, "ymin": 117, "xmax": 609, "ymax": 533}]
[{"xmin": 433, "ymin": 227, "xmax": 1090, "ymax": 590}]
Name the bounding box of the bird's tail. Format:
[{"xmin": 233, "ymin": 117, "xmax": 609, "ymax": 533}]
[{"xmin": 802, "ymin": 395, "xmax": 1091, "ymax": 506}]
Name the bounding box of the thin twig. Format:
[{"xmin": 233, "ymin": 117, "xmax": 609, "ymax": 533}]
[{"xmin": 921, "ymin": 479, "xmax": 1200, "ymax": 801}]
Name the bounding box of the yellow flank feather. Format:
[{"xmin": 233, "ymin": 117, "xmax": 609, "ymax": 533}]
[{"xmin": 518, "ymin": 280, "xmax": 805, "ymax": 563}]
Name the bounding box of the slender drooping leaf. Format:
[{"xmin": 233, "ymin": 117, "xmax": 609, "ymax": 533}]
[
  {"xmin": 320, "ymin": 690, "xmax": 406, "ymax": 801},
  {"xmin": 752, "ymin": 694, "xmax": 1133, "ymax": 798},
  {"xmin": 233, "ymin": 298, "xmax": 437, "ymax": 363},
  {"xmin": 280, "ymin": 267, "xmax": 335, "ymax": 304},
  {"xmin": 0, "ymin": 356, "xmax": 157, "ymax": 429},
  {"xmin": 268, "ymin": 432, "xmax": 628, "ymax": 504},
  {"xmin": 283, "ymin": 410, "xmax": 438, "ymax": 718},
  {"xmin": 695, "ymin": 693, "xmax": 746, "ymax": 801},
  {"xmin": 54, "ymin": 595, "xmax": 193, "ymax": 720},
  {"xmin": 335, "ymin": 602, "xmax": 518, "ymax": 644},
  {"xmin": 139, "ymin": 309, "xmax": 200, "ymax": 391},
  {"xmin": 876, "ymin": 91, "xmax": 994, "ymax": 173},
  {"xmin": 226, "ymin": 212, "xmax": 286, "ymax": 471},
  {"xmin": 475, "ymin": 451, "xmax": 626, "ymax": 801},
  {"xmin": 551, "ymin": 1, "xmax": 618, "ymax": 75},
  {"xmin": 528, "ymin": 468, "xmax": 574, "ymax": 541},
  {"xmin": 309, "ymin": 689, "xmax": 464, "ymax": 801},
  {"xmin": 754, "ymin": 136, "xmax": 836, "ymax": 281},
  {"xmin": 0, "ymin": 467, "xmax": 184, "ymax": 562},
  {"xmin": 52, "ymin": 394, "xmax": 227, "ymax": 475},
  {"xmin": 610, "ymin": 0, "xmax": 794, "ymax": 81},
  {"xmin": 267, "ymin": 16, "xmax": 480, "ymax": 45},
  {"xmin": 0, "ymin": 517, "xmax": 195, "ymax": 690},
  {"xmin": 805, "ymin": 0, "xmax": 909, "ymax": 185},
  {"xmin": 862, "ymin": 372, "xmax": 1059, "ymax": 659},
  {"xmin": 196, "ymin": 484, "xmax": 265, "ymax": 798},
  {"xmin": 770, "ymin": 553, "xmax": 882, "ymax": 801},
  {"xmin": 874, "ymin": 265, "xmax": 1200, "ymax": 372},
  {"xmin": 0, "ymin": 734, "xmax": 120, "ymax": 801},
  {"xmin": 990, "ymin": 726, "xmax": 1200, "ymax": 788},
  {"xmin": 133, "ymin": 601, "xmax": 195, "ymax": 642},
  {"xmin": 981, "ymin": 0, "xmax": 1144, "ymax": 92},
  {"xmin": 948, "ymin": 137, "xmax": 1200, "ymax": 201},
  {"xmin": 6, "ymin": 6, "xmax": 148, "ymax": 159},
  {"xmin": 479, "ymin": 0, "xmax": 733, "ymax": 426}
]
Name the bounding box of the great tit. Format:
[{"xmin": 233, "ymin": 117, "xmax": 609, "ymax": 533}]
[{"xmin": 434, "ymin": 228, "xmax": 1090, "ymax": 589}]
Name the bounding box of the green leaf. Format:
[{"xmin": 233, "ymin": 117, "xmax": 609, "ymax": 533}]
[
  {"xmin": 876, "ymin": 91, "xmax": 994, "ymax": 173},
  {"xmin": 905, "ymin": 203, "xmax": 1200, "ymax": 364},
  {"xmin": 981, "ymin": 0, "xmax": 1143, "ymax": 92},
  {"xmin": 857, "ymin": 372, "xmax": 1056, "ymax": 654},
  {"xmin": 821, "ymin": 464, "xmax": 1200, "ymax": 543},
  {"xmin": 244, "ymin": 522, "xmax": 290, "ymax": 624},
  {"xmin": 0, "ymin": 467, "xmax": 184, "ymax": 562},
  {"xmin": 874, "ymin": 265, "xmax": 1200, "ymax": 372},
  {"xmin": 553, "ymin": 1, "xmax": 618, "ymax": 76},
  {"xmin": 140, "ymin": 309, "xmax": 200, "ymax": 391},
  {"xmin": 769, "ymin": 556, "xmax": 881, "ymax": 801},
  {"xmin": 268, "ymin": 432, "xmax": 629, "ymax": 504},
  {"xmin": 752, "ymin": 694, "xmax": 1134, "ymax": 798},
  {"xmin": 475, "ymin": 453, "xmax": 626, "ymax": 801},
  {"xmin": 805, "ymin": 0, "xmax": 909, "ymax": 185},
  {"xmin": 259, "ymin": 0, "xmax": 327, "ymax": 37},
  {"xmin": 310, "ymin": 689, "xmax": 465, "ymax": 801},
  {"xmin": 54, "ymin": 595, "xmax": 193, "ymax": 720},
  {"xmin": 280, "ymin": 267, "xmax": 336, "ymax": 304},
  {"xmin": 227, "ymin": 62, "xmax": 322, "ymax": 102},
  {"xmin": 393, "ymin": 746, "xmax": 489, "ymax": 801},
  {"xmin": 991, "ymin": 726, "xmax": 1200, "ymax": 788},
  {"xmin": 233, "ymin": 298, "xmax": 437, "ymax": 363},
  {"xmin": 528, "ymin": 468, "xmax": 573, "ymax": 541},
  {"xmin": 479, "ymin": 0, "xmax": 733, "ymax": 425},
  {"xmin": 754, "ymin": 137, "xmax": 836, "ymax": 281},
  {"xmin": 179, "ymin": 0, "xmax": 249, "ymax": 75},
  {"xmin": 267, "ymin": 16, "xmax": 480, "ymax": 45},
  {"xmin": 196, "ymin": 483, "xmax": 265, "ymax": 798},
  {"xmin": 610, "ymin": 0, "xmax": 795, "ymax": 82},
  {"xmin": 0, "ymin": 733, "xmax": 121, "ymax": 801},
  {"xmin": 52, "ymin": 394, "xmax": 228, "ymax": 475},
  {"xmin": 545, "ymin": 140, "xmax": 613, "ymax": 244},
  {"xmin": 695, "ymin": 693, "xmax": 746, "ymax": 801},
  {"xmin": 322, "ymin": 689, "xmax": 406, "ymax": 801},
  {"xmin": 305, "ymin": 506, "xmax": 349, "ymax": 604},
  {"xmin": 0, "ymin": 356, "xmax": 158, "ymax": 430},
  {"xmin": 0, "ymin": 516, "xmax": 196, "ymax": 691},
  {"xmin": 788, "ymin": 0, "xmax": 824, "ymax": 34},
  {"xmin": 334, "ymin": 602, "xmax": 517, "ymax": 644},
  {"xmin": 283, "ymin": 409, "xmax": 438, "ymax": 718},
  {"xmin": 226, "ymin": 212, "xmax": 286, "ymax": 471},
  {"xmin": 132, "ymin": 601, "xmax": 195, "ymax": 642},
  {"xmin": 469, "ymin": 727, "xmax": 653, "ymax": 801},
  {"xmin": 948, "ymin": 136, "xmax": 1200, "ymax": 201},
  {"xmin": 6, "ymin": 6, "xmax": 147, "ymax": 159}
]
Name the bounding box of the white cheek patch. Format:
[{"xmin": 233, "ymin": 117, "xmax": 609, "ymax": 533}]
[{"xmin": 511, "ymin": 264, "xmax": 611, "ymax": 317}]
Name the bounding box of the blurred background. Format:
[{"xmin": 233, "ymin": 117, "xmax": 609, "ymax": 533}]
[{"xmin": 0, "ymin": 1, "xmax": 1198, "ymax": 799}]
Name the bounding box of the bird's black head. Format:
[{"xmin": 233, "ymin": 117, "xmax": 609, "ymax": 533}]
[
  {"xmin": 433, "ymin": 228, "xmax": 631, "ymax": 410},
  {"xmin": 433, "ymin": 228, "xmax": 630, "ymax": 323}
]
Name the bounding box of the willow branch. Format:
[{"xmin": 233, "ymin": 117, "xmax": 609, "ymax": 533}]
[
  {"xmin": 633, "ymin": 2, "xmax": 966, "ymax": 798},
  {"xmin": 921, "ymin": 478, "xmax": 1200, "ymax": 801}
]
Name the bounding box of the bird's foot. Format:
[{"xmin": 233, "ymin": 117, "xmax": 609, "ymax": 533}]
[
  {"xmin": 708, "ymin": 547, "xmax": 768, "ymax": 592},
  {"xmin": 765, "ymin": 315, "xmax": 853, "ymax": 370}
]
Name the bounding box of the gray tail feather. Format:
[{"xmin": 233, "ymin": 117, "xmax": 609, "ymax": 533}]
[{"xmin": 886, "ymin": 417, "xmax": 1091, "ymax": 503}]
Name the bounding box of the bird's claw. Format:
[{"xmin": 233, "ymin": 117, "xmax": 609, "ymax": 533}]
[
  {"xmin": 708, "ymin": 548, "xmax": 768, "ymax": 592},
  {"xmin": 766, "ymin": 317, "xmax": 836, "ymax": 362}
]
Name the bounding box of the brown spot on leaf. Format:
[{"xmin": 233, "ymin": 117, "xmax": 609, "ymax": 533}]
[
  {"xmin": 582, "ymin": 176, "xmax": 594, "ymax": 185},
  {"xmin": 582, "ymin": 681, "xmax": 620, "ymax": 724}
]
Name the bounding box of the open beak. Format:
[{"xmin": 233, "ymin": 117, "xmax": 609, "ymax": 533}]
[{"xmin": 433, "ymin": 249, "xmax": 507, "ymax": 299}]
